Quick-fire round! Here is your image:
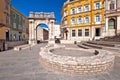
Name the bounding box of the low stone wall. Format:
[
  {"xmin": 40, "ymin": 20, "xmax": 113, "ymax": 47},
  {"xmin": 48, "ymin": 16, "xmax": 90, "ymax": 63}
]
[
  {"xmin": 60, "ymin": 40, "xmax": 75, "ymax": 44},
  {"xmin": 39, "ymin": 44, "xmax": 115, "ymax": 74},
  {"xmin": 6, "ymin": 41, "xmax": 27, "ymax": 48},
  {"xmin": 14, "ymin": 44, "xmax": 33, "ymax": 51}
]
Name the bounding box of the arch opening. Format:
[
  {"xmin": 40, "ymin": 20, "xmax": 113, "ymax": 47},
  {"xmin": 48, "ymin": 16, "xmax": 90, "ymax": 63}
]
[{"xmin": 36, "ymin": 24, "xmax": 49, "ymax": 44}]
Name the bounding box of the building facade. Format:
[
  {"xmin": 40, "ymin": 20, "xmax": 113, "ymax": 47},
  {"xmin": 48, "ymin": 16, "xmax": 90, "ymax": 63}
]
[
  {"xmin": 0, "ymin": 0, "xmax": 10, "ymax": 51},
  {"xmin": 62, "ymin": 0, "xmax": 105, "ymax": 41},
  {"xmin": 0, "ymin": 0, "xmax": 10, "ymax": 41},
  {"xmin": 10, "ymin": 7, "xmax": 29, "ymax": 41},
  {"xmin": 54, "ymin": 24, "xmax": 61, "ymax": 38},
  {"xmin": 103, "ymin": 0, "xmax": 120, "ymax": 36}
]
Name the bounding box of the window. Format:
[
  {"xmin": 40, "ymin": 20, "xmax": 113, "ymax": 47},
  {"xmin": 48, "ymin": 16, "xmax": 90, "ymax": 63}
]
[
  {"xmin": 4, "ymin": 2, "xmax": 9, "ymax": 10},
  {"xmin": 19, "ymin": 16, "xmax": 22, "ymax": 22},
  {"xmin": 71, "ymin": 8, "xmax": 76, "ymax": 14},
  {"xmin": 84, "ymin": 16, "xmax": 89, "ymax": 23},
  {"xmin": 64, "ymin": 10, "xmax": 68, "ymax": 16},
  {"xmin": 85, "ymin": 29, "xmax": 89, "ymax": 36},
  {"xmin": 13, "ymin": 13, "xmax": 16, "ymax": 19},
  {"xmin": 71, "ymin": 18, "xmax": 76, "ymax": 24},
  {"xmin": 95, "ymin": 14, "xmax": 101, "ymax": 22},
  {"xmin": 110, "ymin": 1, "xmax": 115, "ymax": 10},
  {"xmin": 5, "ymin": 14, "xmax": 9, "ymax": 25},
  {"xmin": 108, "ymin": 19, "xmax": 115, "ymax": 29},
  {"xmin": 84, "ymin": 5, "xmax": 89, "ymax": 11},
  {"xmin": 72, "ymin": 30, "xmax": 76, "ymax": 37},
  {"xmin": 13, "ymin": 23, "xmax": 16, "ymax": 28},
  {"xmin": 26, "ymin": 28, "xmax": 29, "ymax": 32},
  {"xmin": 78, "ymin": 29, "xmax": 82, "ymax": 37},
  {"xmin": 95, "ymin": 2, "xmax": 101, "ymax": 9},
  {"xmin": 78, "ymin": 17, "xmax": 82, "ymax": 24},
  {"xmin": 78, "ymin": 6, "xmax": 82, "ymax": 13}
]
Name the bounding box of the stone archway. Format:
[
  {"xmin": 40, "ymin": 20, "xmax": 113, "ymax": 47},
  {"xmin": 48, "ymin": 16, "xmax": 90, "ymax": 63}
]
[
  {"xmin": 36, "ymin": 24, "xmax": 49, "ymax": 43},
  {"xmin": 28, "ymin": 12, "xmax": 55, "ymax": 44}
]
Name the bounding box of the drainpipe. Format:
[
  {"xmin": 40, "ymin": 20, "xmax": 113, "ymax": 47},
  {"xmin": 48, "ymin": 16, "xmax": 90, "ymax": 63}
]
[{"xmin": 104, "ymin": 0, "xmax": 107, "ymax": 34}]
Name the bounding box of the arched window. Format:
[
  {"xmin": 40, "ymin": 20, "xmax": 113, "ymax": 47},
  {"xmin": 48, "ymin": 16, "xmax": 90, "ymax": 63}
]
[
  {"xmin": 95, "ymin": 14, "xmax": 101, "ymax": 22},
  {"xmin": 108, "ymin": 19, "xmax": 115, "ymax": 29},
  {"xmin": 78, "ymin": 17, "xmax": 82, "ymax": 24},
  {"xmin": 110, "ymin": 1, "xmax": 115, "ymax": 10},
  {"xmin": 71, "ymin": 18, "xmax": 76, "ymax": 24},
  {"xmin": 84, "ymin": 16, "xmax": 89, "ymax": 23}
]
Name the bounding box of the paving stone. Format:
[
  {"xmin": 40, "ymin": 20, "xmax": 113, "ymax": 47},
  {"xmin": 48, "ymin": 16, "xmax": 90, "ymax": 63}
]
[{"xmin": 0, "ymin": 43, "xmax": 119, "ymax": 80}]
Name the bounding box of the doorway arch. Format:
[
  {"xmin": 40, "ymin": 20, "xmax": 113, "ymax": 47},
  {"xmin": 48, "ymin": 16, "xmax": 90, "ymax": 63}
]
[
  {"xmin": 36, "ymin": 24, "xmax": 49, "ymax": 43},
  {"xmin": 108, "ymin": 18, "xmax": 115, "ymax": 29}
]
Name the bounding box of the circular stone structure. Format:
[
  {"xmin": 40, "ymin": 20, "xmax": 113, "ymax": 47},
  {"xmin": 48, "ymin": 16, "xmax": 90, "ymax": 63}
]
[
  {"xmin": 51, "ymin": 48, "xmax": 95, "ymax": 57},
  {"xmin": 39, "ymin": 44, "xmax": 115, "ymax": 74}
]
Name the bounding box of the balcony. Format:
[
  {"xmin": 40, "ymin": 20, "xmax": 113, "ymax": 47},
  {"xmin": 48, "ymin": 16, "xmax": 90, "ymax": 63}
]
[{"xmin": 106, "ymin": 9, "xmax": 117, "ymax": 14}]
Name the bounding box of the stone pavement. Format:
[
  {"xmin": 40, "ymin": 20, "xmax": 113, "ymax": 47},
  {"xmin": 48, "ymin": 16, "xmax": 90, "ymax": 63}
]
[{"xmin": 0, "ymin": 43, "xmax": 120, "ymax": 80}]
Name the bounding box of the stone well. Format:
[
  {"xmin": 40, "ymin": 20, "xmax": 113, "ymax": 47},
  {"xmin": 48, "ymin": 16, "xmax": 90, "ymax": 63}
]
[{"xmin": 39, "ymin": 44, "xmax": 115, "ymax": 74}]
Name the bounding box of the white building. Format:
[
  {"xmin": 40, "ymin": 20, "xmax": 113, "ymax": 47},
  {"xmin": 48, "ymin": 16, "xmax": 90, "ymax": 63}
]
[{"xmin": 54, "ymin": 24, "xmax": 61, "ymax": 38}]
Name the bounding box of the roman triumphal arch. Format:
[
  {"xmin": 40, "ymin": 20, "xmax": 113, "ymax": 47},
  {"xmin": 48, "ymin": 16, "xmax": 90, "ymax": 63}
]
[{"xmin": 28, "ymin": 12, "xmax": 55, "ymax": 44}]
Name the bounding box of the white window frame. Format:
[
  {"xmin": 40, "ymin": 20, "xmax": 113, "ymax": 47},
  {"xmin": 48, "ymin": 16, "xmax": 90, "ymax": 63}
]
[
  {"xmin": 77, "ymin": 6, "xmax": 82, "ymax": 13},
  {"xmin": 95, "ymin": 14, "xmax": 101, "ymax": 24},
  {"xmin": 78, "ymin": 17, "xmax": 82, "ymax": 24},
  {"xmin": 13, "ymin": 23, "xmax": 16, "ymax": 28},
  {"xmin": 84, "ymin": 16, "xmax": 90, "ymax": 24},
  {"xmin": 94, "ymin": 2, "xmax": 101, "ymax": 9},
  {"xmin": 71, "ymin": 18, "xmax": 76, "ymax": 25},
  {"xmin": 84, "ymin": 5, "xmax": 90, "ymax": 12},
  {"xmin": 71, "ymin": 8, "xmax": 76, "ymax": 14}
]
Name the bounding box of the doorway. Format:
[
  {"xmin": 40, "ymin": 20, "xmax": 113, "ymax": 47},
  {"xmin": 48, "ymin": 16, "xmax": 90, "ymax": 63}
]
[
  {"xmin": 95, "ymin": 28, "xmax": 100, "ymax": 36},
  {"xmin": 6, "ymin": 30, "xmax": 9, "ymax": 41}
]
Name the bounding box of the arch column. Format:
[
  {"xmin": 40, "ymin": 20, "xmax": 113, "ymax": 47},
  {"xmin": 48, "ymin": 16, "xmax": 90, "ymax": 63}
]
[
  {"xmin": 48, "ymin": 20, "xmax": 55, "ymax": 40},
  {"xmin": 29, "ymin": 20, "xmax": 37, "ymax": 44}
]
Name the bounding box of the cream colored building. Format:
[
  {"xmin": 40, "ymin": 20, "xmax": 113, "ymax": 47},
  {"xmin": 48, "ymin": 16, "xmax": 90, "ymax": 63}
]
[
  {"xmin": 54, "ymin": 24, "xmax": 61, "ymax": 38},
  {"xmin": 10, "ymin": 7, "xmax": 29, "ymax": 41}
]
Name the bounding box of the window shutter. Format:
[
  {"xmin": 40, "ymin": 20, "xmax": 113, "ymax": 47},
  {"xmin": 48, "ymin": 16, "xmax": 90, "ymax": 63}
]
[{"xmin": 100, "ymin": 2, "xmax": 102, "ymax": 8}]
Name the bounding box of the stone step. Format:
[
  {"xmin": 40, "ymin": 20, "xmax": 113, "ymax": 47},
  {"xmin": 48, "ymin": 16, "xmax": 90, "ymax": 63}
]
[
  {"xmin": 82, "ymin": 43, "xmax": 103, "ymax": 49},
  {"xmin": 82, "ymin": 42, "xmax": 120, "ymax": 52},
  {"xmin": 77, "ymin": 43, "xmax": 90, "ymax": 49},
  {"xmin": 87, "ymin": 41, "xmax": 115, "ymax": 47}
]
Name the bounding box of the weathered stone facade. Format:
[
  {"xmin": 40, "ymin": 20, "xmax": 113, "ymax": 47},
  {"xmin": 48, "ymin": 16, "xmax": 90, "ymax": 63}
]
[
  {"xmin": 39, "ymin": 44, "xmax": 115, "ymax": 74},
  {"xmin": 103, "ymin": 0, "xmax": 120, "ymax": 36}
]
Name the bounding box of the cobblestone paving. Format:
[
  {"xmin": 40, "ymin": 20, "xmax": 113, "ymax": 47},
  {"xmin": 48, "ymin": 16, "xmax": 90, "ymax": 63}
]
[{"xmin": 0, "ymin": 43, "xmax": 120, "ymax": 80}]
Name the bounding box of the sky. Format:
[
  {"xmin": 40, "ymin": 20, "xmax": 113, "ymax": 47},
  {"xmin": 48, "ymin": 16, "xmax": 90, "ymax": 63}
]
[{"xmin": 11, "ymin": 0, "xmax": 66, "ymax": 23}]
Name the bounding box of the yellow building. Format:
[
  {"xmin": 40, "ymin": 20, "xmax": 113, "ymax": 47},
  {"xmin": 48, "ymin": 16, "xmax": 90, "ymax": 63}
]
[
  {"xmin": 62, "ymin": 0, "xmax": 105, "ymax": 42},
  {"xmin": 10, "ymin": 7, "xmax": 29, "ymax": 41}
]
